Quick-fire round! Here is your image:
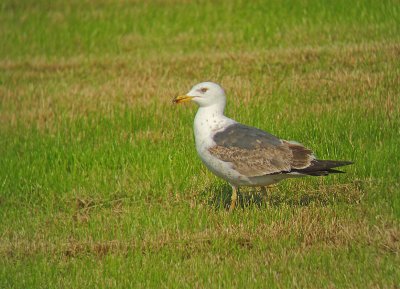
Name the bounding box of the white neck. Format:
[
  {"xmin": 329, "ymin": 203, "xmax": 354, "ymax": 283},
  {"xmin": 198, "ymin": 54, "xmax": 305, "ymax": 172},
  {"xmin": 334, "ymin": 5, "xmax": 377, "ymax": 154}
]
[
  {"xmin": 193, "ymin": 104, "xmax": 235, "ymax": 149},
  {"xmin": 198, "ymin": 102, "xmax": 225, "ymax": 116}
]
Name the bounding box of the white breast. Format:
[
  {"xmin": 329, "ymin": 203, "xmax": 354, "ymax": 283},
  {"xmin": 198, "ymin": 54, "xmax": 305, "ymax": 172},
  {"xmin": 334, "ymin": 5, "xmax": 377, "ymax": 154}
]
[{"xmin": 193, "ymin": 107, "xmax": 253, "ymax": 186}]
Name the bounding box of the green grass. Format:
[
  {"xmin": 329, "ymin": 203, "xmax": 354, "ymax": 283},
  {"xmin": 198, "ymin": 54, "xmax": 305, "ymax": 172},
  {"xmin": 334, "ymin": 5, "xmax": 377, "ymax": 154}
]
[{"xmin": 1, "ymin": 0, "xmax": 399, "ymax": 288}]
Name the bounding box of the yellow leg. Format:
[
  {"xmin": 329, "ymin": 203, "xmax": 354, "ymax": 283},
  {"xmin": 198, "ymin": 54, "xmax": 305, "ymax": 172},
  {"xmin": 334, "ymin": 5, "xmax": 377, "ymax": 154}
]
[
  {"xmin": 260, "ymin": 186, "xmax": 268, "ymax": 203},
  {"xmin": 229, "ymin": 186, "xmax": 238, "ymax": 212},
  {"xmin": 260, "ymin": 186, "xmax": 267, "ymax": 195}
]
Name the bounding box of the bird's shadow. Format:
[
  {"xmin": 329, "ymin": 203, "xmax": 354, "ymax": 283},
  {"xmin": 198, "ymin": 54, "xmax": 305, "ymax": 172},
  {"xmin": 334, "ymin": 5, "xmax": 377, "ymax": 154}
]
[{"xmin": 198, "ymin": 181, "xmax": 362, "ymax": 211}]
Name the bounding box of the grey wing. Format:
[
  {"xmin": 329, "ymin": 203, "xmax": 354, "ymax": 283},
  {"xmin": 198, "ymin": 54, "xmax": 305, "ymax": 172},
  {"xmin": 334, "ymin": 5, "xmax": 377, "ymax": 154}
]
[{"xmin": 209, "ymin": 123, "xmax": 315, "ymax": 177}]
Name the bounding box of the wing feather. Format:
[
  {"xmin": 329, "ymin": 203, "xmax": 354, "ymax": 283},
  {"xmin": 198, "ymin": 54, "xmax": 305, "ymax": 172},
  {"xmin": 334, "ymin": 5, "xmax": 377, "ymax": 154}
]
[{"xmin": 209, "ymin": 124, "xmax": 315, "ymax": 177}]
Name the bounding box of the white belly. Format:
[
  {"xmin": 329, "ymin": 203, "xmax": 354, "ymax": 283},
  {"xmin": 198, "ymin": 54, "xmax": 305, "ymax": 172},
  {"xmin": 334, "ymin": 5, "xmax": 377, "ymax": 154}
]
[
  {"xmin": 193, "ymin": 110, "xmax": 291, "ymax": 187},
  {"xmin": 197, "ymin": 147, "xmax": 291, "ymax": 186},
  {"xmin": 197, "ymin": 146, "xmax": 250, "ymax": 185}
]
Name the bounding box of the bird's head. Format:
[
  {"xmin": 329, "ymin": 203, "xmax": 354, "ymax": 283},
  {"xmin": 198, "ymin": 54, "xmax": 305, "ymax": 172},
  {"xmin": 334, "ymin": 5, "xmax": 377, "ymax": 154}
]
[{"xmin": 173, "ymin": 82, "xmax": 226, "ymax": 108}]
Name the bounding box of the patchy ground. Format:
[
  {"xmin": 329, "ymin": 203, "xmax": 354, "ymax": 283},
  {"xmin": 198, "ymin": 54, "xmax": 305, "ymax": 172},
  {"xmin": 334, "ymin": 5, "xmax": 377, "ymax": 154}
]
[{"xmin": 1, "ymin": 0, "xmax": 399, "ymax": 288}]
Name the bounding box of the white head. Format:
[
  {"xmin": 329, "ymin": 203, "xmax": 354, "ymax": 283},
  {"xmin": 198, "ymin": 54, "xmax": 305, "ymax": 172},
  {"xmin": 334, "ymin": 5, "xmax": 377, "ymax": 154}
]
[{"xmin": 174, "ymin": 82, "xmax": 226, "ymax": 109}]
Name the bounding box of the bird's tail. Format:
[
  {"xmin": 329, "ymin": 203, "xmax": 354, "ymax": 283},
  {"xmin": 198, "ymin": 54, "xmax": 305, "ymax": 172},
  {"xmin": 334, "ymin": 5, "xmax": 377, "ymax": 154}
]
[{"xmin": 293, "ymin": 160, "xmax": 353, "ymax": 176}]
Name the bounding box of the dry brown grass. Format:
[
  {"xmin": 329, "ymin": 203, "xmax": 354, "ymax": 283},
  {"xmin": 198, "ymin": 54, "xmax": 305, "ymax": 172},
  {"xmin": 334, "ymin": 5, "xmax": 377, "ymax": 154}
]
[
  {"xmin": 1, "ymin": 41, "xmax": 398, "ymax": 131},
  {"xmin": 1, "ymin": 210, "xmax": 398, "ymax": 260}
]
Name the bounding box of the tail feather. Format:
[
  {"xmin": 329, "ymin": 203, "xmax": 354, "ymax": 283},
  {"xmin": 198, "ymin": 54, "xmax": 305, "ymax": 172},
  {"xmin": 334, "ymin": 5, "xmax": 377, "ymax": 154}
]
[{"xmin": 293, "ymin": 160, "xmax": 353, "ymax": 176}]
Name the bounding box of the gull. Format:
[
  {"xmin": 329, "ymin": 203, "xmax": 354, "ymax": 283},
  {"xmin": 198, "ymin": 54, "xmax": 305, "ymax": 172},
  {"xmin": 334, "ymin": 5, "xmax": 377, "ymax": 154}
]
[{"xmin": 173, "ymin": 82, "xmax": 353, "ymax": 211}]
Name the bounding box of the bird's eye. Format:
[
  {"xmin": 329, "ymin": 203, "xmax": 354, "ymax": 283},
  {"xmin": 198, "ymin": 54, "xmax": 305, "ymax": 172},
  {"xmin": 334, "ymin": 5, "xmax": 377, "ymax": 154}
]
[{"xmin": 200, "ymin": 88, "xmax": 208, "ymax": 93}]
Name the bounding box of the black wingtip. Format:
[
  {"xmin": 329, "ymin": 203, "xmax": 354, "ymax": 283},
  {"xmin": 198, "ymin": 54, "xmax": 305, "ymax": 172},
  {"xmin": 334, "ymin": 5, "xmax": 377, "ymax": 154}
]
[
  {"xmin": 292, "ymin": 159, "xmax": 353, "ymax": 176},
  {"xmin": 327, "ymin": 168, "xmax": 346, "ymax": 174},
  {"xmin": 313, "ymin": 160, "xmax": 354, "ymax": 169}
]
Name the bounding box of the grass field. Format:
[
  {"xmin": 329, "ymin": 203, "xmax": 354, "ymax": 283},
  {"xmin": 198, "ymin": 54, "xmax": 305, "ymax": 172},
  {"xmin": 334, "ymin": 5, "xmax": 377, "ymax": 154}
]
[{"xmin": 1, "ymin": 0, "xmax": 399, "ymax": 287}]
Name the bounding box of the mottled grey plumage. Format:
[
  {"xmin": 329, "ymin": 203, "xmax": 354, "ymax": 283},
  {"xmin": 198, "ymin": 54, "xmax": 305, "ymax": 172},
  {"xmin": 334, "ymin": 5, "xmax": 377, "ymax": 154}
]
[
  {"xmin": 175, "ymin": 81, "xmax": 353, "ymax": 211},
  {"xmin": 209, "ymin": 123, "xmax": 352, "ymax": 178},
  {"xmin": 213, "ymin": 123, "xmax": 282, "ymax": 148}
]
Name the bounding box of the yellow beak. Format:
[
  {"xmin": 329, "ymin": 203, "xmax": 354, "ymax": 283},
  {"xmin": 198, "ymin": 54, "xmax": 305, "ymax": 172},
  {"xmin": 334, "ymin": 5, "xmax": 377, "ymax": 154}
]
[{"xmin": 173, "ymin": 95, "xmax": 194, "ymax": 104}]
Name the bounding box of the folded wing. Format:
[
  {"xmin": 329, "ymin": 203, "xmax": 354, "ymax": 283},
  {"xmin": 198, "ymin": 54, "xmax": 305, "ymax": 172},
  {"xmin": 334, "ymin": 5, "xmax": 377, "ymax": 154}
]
[{"xmin": 209, "ymin": 123, "xmax": 351, "ymax": 177}]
